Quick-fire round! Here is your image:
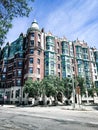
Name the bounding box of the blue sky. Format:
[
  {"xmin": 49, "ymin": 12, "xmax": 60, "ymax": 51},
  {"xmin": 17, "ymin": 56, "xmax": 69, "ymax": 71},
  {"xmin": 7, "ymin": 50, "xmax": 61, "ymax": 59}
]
[{"xmin": 6, "ymin": 0, "xmax": 98, "ymax": 49}]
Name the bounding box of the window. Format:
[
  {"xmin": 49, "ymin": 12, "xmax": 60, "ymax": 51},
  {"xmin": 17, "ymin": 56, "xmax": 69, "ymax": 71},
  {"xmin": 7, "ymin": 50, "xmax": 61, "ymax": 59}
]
[
  {"xmin": 94, "ymin": 69, "xmax": 96, "ymax": 73},
  {"xmin": 30, "ymin": 49, "xmax": 34, "ymax": 54},
  {"xmin": 45, "ymin": 70, "xmax": 49, "ymax": 75},
  {"xmin": 18, "ymin": 45, "xmax": 23, "ymax": 51},
  {"xmin": 14, "ymin": 62, "xmax": 16, "ymax": 67},
  {"xmin": 15, "ymin": 89, "xmax": 20, "ymax": 98},
  {"xmin": 30, "ymin": 40, "xmax": 34, "ymax": 46},
  {"xmin": 38, "ymin": 42, "xmax": 41, "ymax": 47},
  {"xmin": 51, "ymin": 61, "xmax": 54, "ymax": 67},
  {"xmin": 31, "ymin": 33, "xmax": 34, "ymax": 37},
  {"xmin": 3, "ymin": 67, "xmax": 6, "ymax": 72},
  {"xmin": 1, "ymin": 75, "xmax": 6, "ymax": 80},
  {"xmin": 29, "ymin": 67, "xmax": 33, "ymax": 73},
  {"xmin": 29, "ymin": 58, "xmax": 33, "ymax": 64},
  {"xmin": 62, "ymin": 72, "xmax": 66, "ymax": 78},
  {"xmin": 16, "ymin": 80, "xmax": 21, "ymax": 86},
  {"xmin": 38, "ymin": 50, "xmax": 40, "ymax": 55},
  {"xmin": 58, "ymin": 64, "xmax": 60, "ymax": 69},
  {"xmin": 11, "ymin": 90, "xmax": 14, "ymax": 98},
  {"xmin": 57, "ymin": 56, "xmax": 60, "ymax": 61},
  {"xmin": 63, "ymin": 66, "xmax": 65, "ymax": 70},
  {"xmin": 45, "ymin": 53, "xmax": 48, "ymax": 58},
  {"xmin": 46, "ymin": 61, "xmax": 49, "ymax": 66},
  {"xmin": 13, "ymin": 71, "xmax": 16, "ymax": 76},
  {"xmin": 57, "ymin": 49, "xmax": 59, "ymax": 53},
  {"xmin": 18, "ymin": 61, "xmax": 23, "ymax": 67},
  {"xmin": 8, "ymin": 74, "xmax": 12, "ymax": 79},
  {"xmin": 46, "ymin": 46, "xmax": 50, "ymax": 50},
  {"xmin": 18, "ymin": 70, "xmax": 22, "ymax": 76},
  {"xmin": 38, "ymin": 34, "xmax": 41, "ymax": 39},
  {"xmin": 57, "ymin": 42, "xmax": 59, "ymax": 47},
  {"xmin": 37, "ymin": 68, "xmax": 40, "ymax": 74},
  {"xmin": 62, "ymin": 49, "xmax": 65, "ymax": 54},
  {"xmin": 37, "ymin": 78, "xmax": 40, "ymax": 81},
  {"xmin": 51, "ymin": 70, "xmax": 54, "ymax": 75},
  {"xmin": 18, "ymin": 53, "xmax": 23, "ymax": 58},
  {"xmin": 8, "ymin": 66, "xmax": 13, "ymax": 71},
  {"xmin": 73, "ymin": 67, "xmax": 74, "ymax": 71},
  {"xmin": 50, "ymin": 53, "xmax": 54, "ymax": 58},
  {"xmin": 37, "ymin": 59, "xmax": 40, "ymax": 64},
  {"xmin": 58, "ymin": 72, "xmax": 60, "ymax": 77},
  {"xmin": 95, "ymin": 76, "xmax": 97, "ymax": 79}
]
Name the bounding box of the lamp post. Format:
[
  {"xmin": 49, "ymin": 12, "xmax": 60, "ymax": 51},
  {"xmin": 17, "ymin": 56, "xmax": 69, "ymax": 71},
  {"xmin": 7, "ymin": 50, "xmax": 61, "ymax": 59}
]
[
  {"xmin": 71, "ymin": 57, "xmax": 75, "ymax": 109},
  {"xmin": 72, "ymin": 75, "xmax": 75, "ymax": 109}
]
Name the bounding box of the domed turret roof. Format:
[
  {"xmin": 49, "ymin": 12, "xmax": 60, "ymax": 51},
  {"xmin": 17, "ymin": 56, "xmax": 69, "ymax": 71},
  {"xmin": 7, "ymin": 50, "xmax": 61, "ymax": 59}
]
[
  {"xmin": 27, "ymin": 19, "xmax": 40, "ymax": 33},
  {"xmin": 31, "ymin": 19, "xmax": 39, "ymax": 30}
]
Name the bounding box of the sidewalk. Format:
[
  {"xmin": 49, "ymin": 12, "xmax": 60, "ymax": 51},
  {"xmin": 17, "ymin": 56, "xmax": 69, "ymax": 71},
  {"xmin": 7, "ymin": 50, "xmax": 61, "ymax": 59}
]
[
  {"xmin": 0, "ymin": 104, "xmax": 98, "ymax": 111},
  {"xmin": 0, "ymin": 104, "xmax": 16, "ymax": 108},
  {"xmin": 60, "ymin": 104, "xmax": 98, "ymax": 111}
]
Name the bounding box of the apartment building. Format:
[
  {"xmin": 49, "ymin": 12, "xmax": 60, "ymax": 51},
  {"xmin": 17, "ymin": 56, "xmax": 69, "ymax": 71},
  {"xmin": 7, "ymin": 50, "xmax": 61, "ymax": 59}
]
[{"xmin": 0, "ymin": 20, "xmax": 98, "ymax": 103}]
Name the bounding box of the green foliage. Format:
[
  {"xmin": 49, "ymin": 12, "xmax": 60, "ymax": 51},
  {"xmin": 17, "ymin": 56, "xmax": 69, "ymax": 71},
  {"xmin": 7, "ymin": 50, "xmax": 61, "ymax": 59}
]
[
  {"xmin": 94, "ymin": 87, "xmax": 98, "ymax": 96},
  {"xmin": 23, "ymin": 76, "xmax": 93, "ymax": 101},
  {"xmin": 0, "ymin": 0, "xmax": 34, "ymax": 44},
  {"xmin": 41, "ymin": 76, "xmax": 62, "ymax": 97},
  {"xmin": 62, "ymin": 77, "xmax": 73, "ymax": 99},
  {"xmin": 87, "ymin": 88, "xmax": 94, "ymax": 97},
  {"xmin": 23, "ymin": 78, "xmax": 33, "ymax": 94},
  {"xmin": 31, "ymin": 80, "xmax": 41, "ymax": 97},
  {"xmin": 41, "ymin": 76, "xmax": 55, "ymax": 97},
  {"xmin": 24, "ymin": 78, "xmax": 41, "ymax": 98},
  {"xmin": 76, "ymin": 76, "xmax": 85, "ymax": 96}
]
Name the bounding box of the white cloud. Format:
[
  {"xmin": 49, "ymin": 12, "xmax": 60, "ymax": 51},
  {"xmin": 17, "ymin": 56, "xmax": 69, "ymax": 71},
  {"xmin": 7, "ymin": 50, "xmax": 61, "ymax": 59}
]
[
  {"xmin": 5, "ymin": 0, "xmax": 98, "ymax": 49},
  {"xmin": 44, "ymin": 0, "xmax": 98, "ymax": 48}
]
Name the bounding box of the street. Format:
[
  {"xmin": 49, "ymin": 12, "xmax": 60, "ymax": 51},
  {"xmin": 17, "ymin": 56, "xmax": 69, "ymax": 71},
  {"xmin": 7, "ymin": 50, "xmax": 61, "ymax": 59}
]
[{"xmin": 0, "ymin": 105, "xmax": 98, "ymax": 130}]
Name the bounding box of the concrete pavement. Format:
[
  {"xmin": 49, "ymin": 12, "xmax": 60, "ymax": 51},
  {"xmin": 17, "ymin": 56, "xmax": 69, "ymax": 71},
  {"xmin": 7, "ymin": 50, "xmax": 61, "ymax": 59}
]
[{"xmin": 0, "ymin": 104, "xmax": 98, "ymax": 111}]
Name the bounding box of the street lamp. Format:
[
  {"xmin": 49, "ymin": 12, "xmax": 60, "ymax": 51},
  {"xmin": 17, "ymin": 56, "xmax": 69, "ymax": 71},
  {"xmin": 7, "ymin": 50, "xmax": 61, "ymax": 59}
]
[
  {"xmin": 72, "ymin": 74, "xmax": 75, "ymax": 109},
  {"xmin": 71, "ymin": 58, "xmax": 75, "ymax": 109}
]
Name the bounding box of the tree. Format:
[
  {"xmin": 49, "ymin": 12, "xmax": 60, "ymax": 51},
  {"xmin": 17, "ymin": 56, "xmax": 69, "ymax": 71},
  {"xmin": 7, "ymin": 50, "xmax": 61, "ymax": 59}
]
[
  {"xmin": 23, "ymin": 78, "xmax": 33, "ymax": 104},
  {"xmin": 87, "ymin": 88, "xmax": 94, "ymax": 97},
  {"xmin": 0, "ymin": 0, "xmax": 34, "ymax": 45},
  {"xmin": 23, "ymin": 78, "xmax": 33, "ymax": 95},
  {"xmin": 41, "ymin": 76, "xmax": 64, "ymax": 104},
  {"xmin": 31, "ymin": 80, "xmax": 41, "ymax": 98},
  {"xmin": 40, "ymin": 76, "xmax": 55, "ymax": 105},
  {"xmin": 24, "ymin": 79, "xmax": 41, "ymax": 98},
  {"xmin": 76, "ymin": 76, "xmax": 85, "ymax": 96},
  {"xmin": 52, "ymin": 76, "xmax": 64, "ymax": 103},
  {"xmin": 63, "ymin": 77, "xmax": 73, "ymax": 100}
]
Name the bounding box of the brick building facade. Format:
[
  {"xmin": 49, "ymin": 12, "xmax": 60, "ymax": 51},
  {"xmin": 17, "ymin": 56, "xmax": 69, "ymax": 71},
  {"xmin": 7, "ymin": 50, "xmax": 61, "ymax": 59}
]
[{"xmin": 0, "ymin": 20, "xmax": 98, "ymax": 103}]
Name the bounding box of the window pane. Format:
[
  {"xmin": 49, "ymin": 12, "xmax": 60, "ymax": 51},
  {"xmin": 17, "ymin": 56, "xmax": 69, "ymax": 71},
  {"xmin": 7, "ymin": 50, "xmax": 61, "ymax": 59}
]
[
  {"xmin": 29, "ymin": 68, "xmax": 33, "ymax": 73},
  {"xmin": 30, "ymin": 40, "xmax": 34, "ymax": 46},
  {"xmin": 37, "ymin": 68, "xmax": 40, "ymax": 74},
  {"xmin": 37, "ymin": 59, "xmax": 40, "ymax": 64},
  {"xmin": 29, "ymin": 58, "xmax": 33, "ymax": 64},
  {"xmin": 18, "ymin": 70, "xmax": 22, "ymax": 76},
  {"xmin": 18, "ymin": 61, "xmax": 23, "ymax": 67},
  {"xmin": 30, "ymin": 49, "xmax": 34, "ymax": 54},
  {"xmin": 38, "ymin": 50, "xmax": 40, "ymax": 55}
]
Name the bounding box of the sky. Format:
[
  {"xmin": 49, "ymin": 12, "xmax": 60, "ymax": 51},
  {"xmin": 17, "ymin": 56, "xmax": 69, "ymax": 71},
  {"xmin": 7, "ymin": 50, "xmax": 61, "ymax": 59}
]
[{"xmin": 5, "ymin": 0, "xmax": 98, "ymax": 49}]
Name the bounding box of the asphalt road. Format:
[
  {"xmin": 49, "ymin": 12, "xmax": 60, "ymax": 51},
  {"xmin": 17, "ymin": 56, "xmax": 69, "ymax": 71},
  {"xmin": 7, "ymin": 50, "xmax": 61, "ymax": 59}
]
[{"xmin": 0, "ymin": 106, "xmax": 98, "ymax": 130}]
